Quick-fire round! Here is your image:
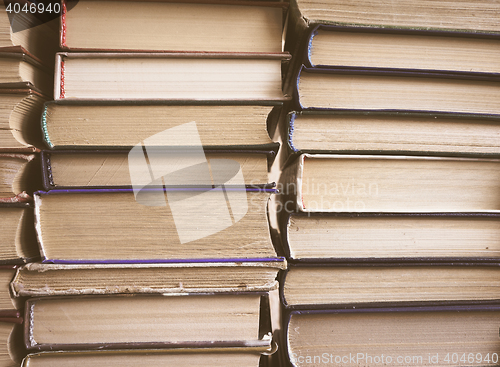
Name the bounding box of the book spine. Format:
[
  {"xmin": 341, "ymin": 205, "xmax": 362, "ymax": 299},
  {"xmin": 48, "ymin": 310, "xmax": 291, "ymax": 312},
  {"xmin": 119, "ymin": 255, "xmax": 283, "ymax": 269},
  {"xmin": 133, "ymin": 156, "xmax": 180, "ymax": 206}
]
[
  {"xmin": 0, "ymin": 193, "xmax": 31, "ymax": 203},
  {"xmin": 0, "ymin": 310, "xmax": 21, "ymax": 319},
  {"xmin": 54, "ymin": 53, "xmax": 65, "ymax": 100},
  {"xmin": 32, "ymin": 194, "xmax": 46, "ymax": 262},
  {"xmin": 287, "ymin": 112, "xmax": 298, "ymax": 152},
  {"xmin": 59, "ymin": 59, "xmax": 65, "ymax": 99},
  {"xmin": 280, "ymin": 212, "xmax": 292, "ymax": 260},
  {"xmin": 40, "ymin": 151, "xmax": 54, "ymax": 191},
  {"xmin": 296, "ymin": 154, "xmax": 305, "ymax": 211},
  {"xmin": 60, "ymin": 0, "xmax": 67, "ymax": 49},
  {"xmin": 40, "ymin": 105, "xmax": 53, "ymax": 149},
  {"xmin": 0, "ymin": 316, "xmax": 22, "ymax": 324},
  {"xmin": 304, "ymin": 25, "xmax": 319, "ymax": 68},
  {"xmin": 295, "ymin": 65, "xmax": 304, "ymax": 110}
]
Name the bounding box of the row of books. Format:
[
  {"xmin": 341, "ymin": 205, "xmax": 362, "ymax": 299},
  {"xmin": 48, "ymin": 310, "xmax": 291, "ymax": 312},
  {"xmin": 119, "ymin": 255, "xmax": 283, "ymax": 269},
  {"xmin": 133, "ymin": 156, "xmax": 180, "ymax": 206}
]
[
  {"xmin": 0, "ymin": 5, "xmax": 58, "ymax": 367},
  {"xmin": 2, "ymin": 0, "xmax": 500, "ymax": 366},
  {"xmin": 1, "ymin": 1, "xmax": 293, "ymax": 366},
  {"xmin": 273, "ymin": 0, "xmax": 500, "ymax": 366}
]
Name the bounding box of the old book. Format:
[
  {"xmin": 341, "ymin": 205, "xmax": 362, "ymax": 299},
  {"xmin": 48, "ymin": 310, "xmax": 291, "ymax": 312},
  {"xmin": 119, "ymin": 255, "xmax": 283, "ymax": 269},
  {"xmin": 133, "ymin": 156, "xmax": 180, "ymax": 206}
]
[
  {"xmin": 287, "ymin": 111, "xmax": 500, "ymax": 156},
  {"xmin": 0, "ymin": 88, "xmax": 46, "ymax": 151},
  {"xmin": 282, "ymin": 264, "xmax": 500, "ymax": 308},
  {"xmin": 281, "ymin": 153, "xmax": 500, "ymax": 213},
  {"xmin": 303, "ymin": 26, "xmax": 500, "ymax": 73},
  {"xmin": 0, "ymin": 153, "xmax": 39, "ymax": 200},
  {"xmin": 284, "ymin": 213, "xmax": 500, "ymax": 261},
  {"xmin": 42, "ymin": 101, "xmax": 280, "ymax": 149},
  {"xmin": 0, "ymin": 4, "xmax": 58, "ymax": 66},
  {"xmin": 0, "ymin": 266, "xmax": 22, "ymax": 366},
  {"xmin": 289, "ymin": 0, "xmax": 500, "ymax": 33},
  {"xmin": 0, "ymin": 51, "xmax": 52, "ymax": 95},
  {"xmin": 40, "ymin": 149, "xmax": 275, "ymax": 190},
  {"xmin": 0, "ymin": 266, "xmax": 18, "ymax": 316},
  {"xmin": 285, "ymin": 305, "xmax": 500, "ymax": 367},
  {"xmin": 60, "ymin": 0, "xmax": 287, "ymax": 53},
  {"xmin": 11, "ymin": 260, "xmax": 286, "ymax": 297},
  {"xmin": 0, "ymin": 203, "xmax": 38, "ymax": 264},
  {"xmin": 22, "ymin": 350, "xmax": 267, "ymax": 367},
  {"xmin": 0, "ymin": 320, "xmax": 22, "ymax": 367},
  {"xmin": 34, "ymin": 189, "xmax": 279, "ymax": 263},
  {"xmin": 55, "ymin": 52, "xmax": 290, "ymax": 100},
  {"xmin": 25, "ymin": 293, "xmax": 273, "ymax": 352},
  {"xmin": 296, "ymin": 68, "xmax": 500, "ymax": 113}
]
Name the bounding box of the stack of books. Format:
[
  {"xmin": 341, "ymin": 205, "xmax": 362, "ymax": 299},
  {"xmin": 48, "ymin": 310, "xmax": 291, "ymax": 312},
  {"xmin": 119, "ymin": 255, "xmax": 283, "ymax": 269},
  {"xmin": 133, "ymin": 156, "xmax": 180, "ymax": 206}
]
[
  {"xmin": 0, "ymin": 265, "xmax": 22, "ymax": 367},
  {"xmin": 0, "ymin": 4, "xmax": 59, "ymax": 366},
  {"xmin": 276, "ymin": 0, "xmax": 500, "ymax": 365},
  {"xmin": 16, "ymin": 0, "xmax": 291, "ymax": 366},
  {"xmin": 0, "ymin": 1, "xmax": 56, "ymax": 152}
]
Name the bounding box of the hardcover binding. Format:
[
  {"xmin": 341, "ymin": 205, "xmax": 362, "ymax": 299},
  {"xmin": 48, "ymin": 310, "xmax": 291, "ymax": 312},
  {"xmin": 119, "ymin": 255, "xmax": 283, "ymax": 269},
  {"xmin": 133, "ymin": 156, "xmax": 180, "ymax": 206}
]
[
  {"xmin": 40, "ymin": 146, "xmax": 280, "ymax": 191},
  {"xmin": 33, "ymin": 189, "xmax": 284, "ymax": 264},
  {"xmin": 287, "ymin": 152, "xmax": 500, "ymax": 213},
  {"xmin": 0, "ymin": 263, "xmax": 21, "ymax": 320},
  {"xmin": 24, "ymin": 292, "xmax": 275, "ymax": 352},
  {"xmin": 0, "ymin": 202, "xmax": 39, "ymax": 264},
  {"xmin": 286, "ymin": 110, "xmax": 500, "ymax": 158},
  {"xmin": 59, "ymin": 0, "xmax": 289, "ymax": 51},
  {"xmin": 295, "ymin": 65, "xmax": 500, "ymax": 111},
  {"xmin": 55, "ymin": 52, "xmax": 292, "ymax": 101},
  {"xmin": 281, "ymin": 303, "xmax": 500, "ymax": 367},
  {"xmin": 41, "ymin": 100, "xmax": 283, "ymax": 150},
  {"xmin": 0, "ymin": 47, "xmax": 52, "ymax": 74},
  {"xmin": 11, "ymin": 260, "xmax": 287, "ymax": 297},
  {"xmin": 305, "ymin": 24, "xmax": 500, "ymax": 69},
  {"xmin": 279, "ymin": 262, "xmax": 500, "ymax": 310},
  {"xmin": 281, "ymin": 211, "xmax": 500, "ymax": 263}
]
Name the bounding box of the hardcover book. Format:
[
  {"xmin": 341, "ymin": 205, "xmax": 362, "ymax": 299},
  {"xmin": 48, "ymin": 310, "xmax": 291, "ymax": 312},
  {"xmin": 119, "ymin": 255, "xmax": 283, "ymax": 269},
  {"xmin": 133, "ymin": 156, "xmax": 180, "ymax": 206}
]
[
  {"xmin": 0, "ymin": 320, "xmax": 23, "ymax": 367},
  {"xmin": 22, "ymin": 350, "xmax": 270, "ymax": 367},
  {"xmin": 281, "ymin": 263, "xmax": 500, "ymax": 309},
  {"xmin": 0, "ymin": 153, "xmax": 39, "ymax": 201},
  {"xmin": 0, "ymin": 266, "xmax": 19, "ymax": 317},
  {"xmin": 302, "ymin": 25, "xmax": 500, "ymax": 74},
  {"xmin": 25, "ymin": 293, "xmax": 273, "ymax": 352},
  {"xmin": 0, "ymin": 5, "xmax": 58, "ymax": 66},
  {"xmin": 59, "ymin": 0, "xmax": 287, "ymax": 53},
  {"xmin": 0, "ymin": 203, "xmax": 38, "ymax": 264},
  {"xmin": 33, "ymin": 188, "xmax": 281, "ymax": 263},
  {"xmin": 41, "ymin": 101, "xmax": 281, "ymax": 149},
  {"xmin": 40, "ymin": 148, "xmax": 277, "ymax": 190},
  {"xmin": 0, "ymin": 50, "xmax": 52, "ymax": 96},
  {"xmin": 286, "ymin": 111, "xmax": 500, "ymax": 157},
  {"xmin": 288, "ymin": 0, "xmax": 500, "ymax": 34},
  {"xmin": 280, "ymin": 153, "xmax": 500, "ymax": 213},
  {"xmin": 295, "ymin": 67, "xmax": 500, "ymax": 113},
  {"xmin": 283, "ymin": 212, "xmax": 500, "ymax": 262},
  {"xmin": 0, "ymin": 88, "xmax": 46, "ymax": 152},
  {"xmin": 54, "ymin": 52, "xmax": 291, "ymax": 101},
  {"xmin": 284, "ymin": 305, "xmax": 500, "ymax": 367},
  {"xmin": 11, "ymin": 260, "xmax": 286, "ymax": 297}
]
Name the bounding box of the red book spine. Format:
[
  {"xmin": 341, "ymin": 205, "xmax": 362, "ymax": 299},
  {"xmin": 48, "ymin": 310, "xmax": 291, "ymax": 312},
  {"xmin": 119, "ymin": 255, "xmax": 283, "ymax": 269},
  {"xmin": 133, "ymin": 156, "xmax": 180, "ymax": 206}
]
[
  {"xmin": 60, "ymin": 60, "xmax": 65, "ymax": 99},
  {"xmin": 61, "ymin": 0, "xmax": 67, "ymax": 48}
]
